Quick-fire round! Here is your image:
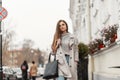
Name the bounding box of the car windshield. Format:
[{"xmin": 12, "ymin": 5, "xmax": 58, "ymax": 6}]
[
  {"xmin": 13, "ymin": 68, "xmax": 22, "ymax": 74},
  {"xmin": 3, "ymin": 68, "xmax": 14, "ymax": 74}
]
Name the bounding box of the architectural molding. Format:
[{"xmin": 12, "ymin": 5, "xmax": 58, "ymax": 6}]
[
  {"xmin": 93, "ymin": 9, "xmax": 98, "ymax": 17},
  {"xmin": 103, "ymin": 14, "xmax": 111, "ymax": 25}
]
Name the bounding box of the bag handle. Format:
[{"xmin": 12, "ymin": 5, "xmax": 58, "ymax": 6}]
[{"xmin": 48, "ymin": 52, "xmax": 56, "ymax": 62}]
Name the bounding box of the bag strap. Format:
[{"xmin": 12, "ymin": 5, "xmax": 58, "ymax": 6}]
[{"xmin": 48, "ymin": 52, "xmax": 56, "ymax": 62}]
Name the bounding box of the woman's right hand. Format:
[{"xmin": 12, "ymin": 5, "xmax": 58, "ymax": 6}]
[
  {"xmin": 52, "ymin": 46, "xmax": 57, "ymax": 54},
  {"xmin": 52, "ymin": 39, "xmax": 61, "ymax": 53}
]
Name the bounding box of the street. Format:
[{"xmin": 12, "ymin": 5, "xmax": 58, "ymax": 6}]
[
  {"xmin": 36, "ymin": 76, "xmax": 44, "ymax": 80},
  {"xmin": 36, "ymin": 76, "xmax": 54, "ymax": 80}
]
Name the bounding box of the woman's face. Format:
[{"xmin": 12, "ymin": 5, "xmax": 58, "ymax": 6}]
[{"xmin": 59, "ymin": 21, "xmax": 67, "ymax": 33}]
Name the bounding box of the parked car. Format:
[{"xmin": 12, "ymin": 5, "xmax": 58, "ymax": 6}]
[
  {"xmin": 3, "ymin": 66, "xmax": 17, "ymax": 80},
  {"xmin": 12, "ymin": 68, "xmax": 22, "ymax": 80},
  {"xmin": 38, "ymin": 67, "xmax": 45, "ymax": 76}
]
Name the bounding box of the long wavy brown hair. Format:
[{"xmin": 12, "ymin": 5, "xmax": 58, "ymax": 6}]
[{"xmin": 51, "ymin": 20, "xmax": 68, "ymax": 52}]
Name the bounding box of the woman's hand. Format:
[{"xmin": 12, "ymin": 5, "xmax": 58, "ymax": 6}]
[
  {"xmin": 75, "ymin": 60, "xmax": 78, "ymax": 65},
  {"xmin": 56, "ymin": 39, "xmax": 61, "ymax": 48},
  {"xmin": 51, "ymin": 38, "xmax": 61, "ymax": 53}
]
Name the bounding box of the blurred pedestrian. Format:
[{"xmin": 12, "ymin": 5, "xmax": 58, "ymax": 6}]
[
  {"xmin": 51, "ymin": 19, "xmax": 79, "ymax": 80},
  {"xmin": 30, "ymin": 61, "xmax": 38, "ymax": 80},
  {"xmin": 21, "ymin": 60, "xmax": 28, "ymax": 80}
]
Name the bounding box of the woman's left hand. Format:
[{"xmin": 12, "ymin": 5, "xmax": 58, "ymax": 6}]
[{"xmin": 75, "ymin": 61, "xmax": 78, "ymax": 65}]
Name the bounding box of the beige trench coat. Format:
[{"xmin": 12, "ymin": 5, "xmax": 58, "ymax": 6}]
[
  {"xmin": 55, "ymin": 34, "xmax": 79, "ymax": 80},
  {"xmin": 30, "ymin": 64, "xmax": 38, "ymax": 77}
]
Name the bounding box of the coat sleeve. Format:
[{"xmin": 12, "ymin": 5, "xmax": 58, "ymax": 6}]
[
  {"xmin": 73, "ymin": 37, "xmax": 79, "ymax": 62},
  {"xmin": 69, "ymin": 35, "xmax": 79, "ymax": 62}
]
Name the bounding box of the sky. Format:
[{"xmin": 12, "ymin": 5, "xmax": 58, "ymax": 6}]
[{"xmin": 2, "ymin": 0, "xmax": 73, "ymax": 51}]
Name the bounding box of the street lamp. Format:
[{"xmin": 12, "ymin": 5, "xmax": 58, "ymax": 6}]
[
  {"xmin": 0, "ymin": 1, "xmax": 2, "ymax": 79},
  {"xmin": 0, "ymin": 1, "xmax": 8, "ymax": 79},
  {"xmin": 0, "ymin": 0, "xmax": 2, "ymax": 79},
  {"xmin": 0, "ymin": 22, "xmax": 2, "ymax": 80}
]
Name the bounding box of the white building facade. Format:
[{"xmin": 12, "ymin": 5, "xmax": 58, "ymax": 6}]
[
  {"xmin": 69, "ymin": 0, "xmax": 120, "ymax": 80},
  {"xmin": 69, "ymin": 0, "xmax": 91, "ymax": 44}
]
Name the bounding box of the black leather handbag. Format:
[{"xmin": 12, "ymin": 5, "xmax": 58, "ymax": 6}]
[{"xmin": 43, "ymin": 53, "xmax": 58, "ymax": 79}]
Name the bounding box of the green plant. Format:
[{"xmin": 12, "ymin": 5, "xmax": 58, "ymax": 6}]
[
  {"xmin": 78, "ymin": 42, "xmax": 89, "ymax": 58},
  {"xmin": 78, "ymin": 42, "xmax": 89, "ymax": 80}
]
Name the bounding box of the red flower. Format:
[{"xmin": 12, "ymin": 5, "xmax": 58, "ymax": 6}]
[
  {"xmin": 99, "ymin": 44, "xmax": 104, "ymax": 48},
  {"xmin": 114, "ymin": 34, "xmax": 117, "ymax": 39}
]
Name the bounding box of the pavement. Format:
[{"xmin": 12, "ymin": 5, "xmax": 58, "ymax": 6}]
[{"xmin": 36, "ymin": 76, "xmax": 44, "ymax": 80}]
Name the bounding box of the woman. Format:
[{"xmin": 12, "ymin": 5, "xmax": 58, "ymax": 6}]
[
  {"xmin": 21, "ymin": 60, "xmax": 28, "ymax": 80},
  {"xmin": 30, "ymin": 61, "xmax": 38, "ymax": 80},
  {"xmin": 51, "ymin": 19, "xmax": 79, "ymax": 80}
]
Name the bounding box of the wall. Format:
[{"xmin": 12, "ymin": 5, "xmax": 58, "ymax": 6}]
[{"xmin": 93, "ymin": 42, "xmax": 120, "ymax": 80}]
